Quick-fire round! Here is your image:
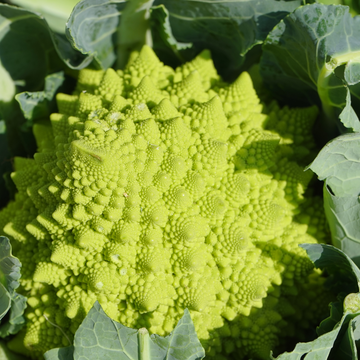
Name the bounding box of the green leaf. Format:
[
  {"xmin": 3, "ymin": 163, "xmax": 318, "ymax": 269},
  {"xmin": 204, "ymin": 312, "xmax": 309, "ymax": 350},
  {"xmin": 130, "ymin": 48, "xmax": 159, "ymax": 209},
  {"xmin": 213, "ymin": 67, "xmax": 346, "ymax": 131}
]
[
  {"xmin": 150, "ymin": 0, "xmax": 302, "ymax": 79},
  {"xmin": 0, "ymin": 237, "xmax": 26, "ymax": 337},
  {"xmin": 330, "ymin": 295, "xmax": 360, "ymax": 359},
  {"xmin": 273, "ymin": 245, "xmax": 360, "ymax": 359},
  {"xmin": 300, "ymin": 243, "xmax": 360, "ymax": 291},
  {"xmin": 0, "ymin": 4, "xmax": 63, "ymax": 92},
  {"xmin": 15, "ymin": 71, "xmax": 65, "ymax": 124},
  {"xmin": 335, "ymin": 315, "xmax": 360, "ymax": 358},
  {"xmin": 271, "ymin": 310, "xmax": 348, "ymax": 359},
  {"xmin": 150, "ymin": 308, "xmax": 205, "ymax": 360},
  {"xmin": 271, "ymin": 309, "xmax": 359, "ymax": 359},
  {"xmin": 9, "ymin": 0, "xmax": 81, "ymax": 33},
  {"xmin": 73, "ymin": 301, "xmax": 139, "ymax": 359},
  {"xmin": 0, "ymin": 286, "xmax": 11, "ymax": 324},
  {"xmin": 277, "ymin": 333, "xmax": 337, "ymax": 359},
  {"xmin": 66, "ymin": 0, "xmax": 128, "ymax": 69},
  {"xmin": 338, "ymin": 88, "xmax": 360, "ymax": 132},
  {"xmin": 44, "ymin": 302, "xmax": 205, "ymax": 360},
  {"xmin": 149, "ymin": 5, "xmax": 192, "ymax": 66},
  {"xmin": 307, "ymin": 132, "xmax": 360, "ymax": 197},
  {"xmin": 317, "ymin": 301, "xmax": 344, "ymax": 337},
  {"xmin": 44, "ymin": 346, "xmax": 74, "ymax": 360},
  {"xmin": 261, "ymin": 3, "xmax": 360, "ymax": 138},
  {"xmin": 322, "ymin": 184, "xmax": 360, "ymax": 265}
]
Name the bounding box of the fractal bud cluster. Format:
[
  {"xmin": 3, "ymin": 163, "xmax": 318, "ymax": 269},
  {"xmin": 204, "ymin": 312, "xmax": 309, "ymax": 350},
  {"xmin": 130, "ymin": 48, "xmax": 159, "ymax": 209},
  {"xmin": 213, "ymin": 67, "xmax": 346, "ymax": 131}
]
[{"xmin": 0, "ymin": 46, "xmax": 329, "ymax": 359}]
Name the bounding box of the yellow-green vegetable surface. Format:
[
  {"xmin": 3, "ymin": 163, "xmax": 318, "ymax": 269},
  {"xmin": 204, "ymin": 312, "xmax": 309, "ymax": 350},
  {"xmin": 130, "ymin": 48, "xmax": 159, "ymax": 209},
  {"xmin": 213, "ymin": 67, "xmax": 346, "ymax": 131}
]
[{"xmin": 0, "ymin": 46, "xmax": 329, "ymax": 359}]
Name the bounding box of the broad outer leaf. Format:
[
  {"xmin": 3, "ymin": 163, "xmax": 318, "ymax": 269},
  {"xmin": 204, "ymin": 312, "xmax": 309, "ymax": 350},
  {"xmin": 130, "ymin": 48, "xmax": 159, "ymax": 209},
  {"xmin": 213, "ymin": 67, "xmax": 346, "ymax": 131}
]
[
  {"xmin": 0, "ymin": 237, "xmax": 26, "ymax": 336},
  {"xmin": 73, "ymin": 301, "xmax": 139, "ymax": 360},
  {"xmin": 9, "ymin": 0, "xmax": 80, "ymax": 33},
  {"xmin": 335, "ymin": 315, "xmax": 360, "ymax": 360},
  {"xmin": 323, "ymin": 184, "xmax": 360, "ymax": 264},
  {"xmin": 15, "ymin": 72, "xmax": 65, "ymax": 122},
  {"xmin": 300, "ymin": 243, "xmax": 360, "ymax": 291},
  {"xmin": 271, "ymin": 312, "xmax": 347, "ymax": 359},
  {"xmin": 0, "ymin": 4, "xmax": 62, "ymax": 92},
  {"xmin": 0, "ymin": 285, "xmax": 11, "ymax": 323},
  {"xmin": 151, "ymin": 309, "xmax": 205, "ymax": 360},
  {"xmin": 149, "ymin": 5, "xmax": 193, "ymax": 67},
  {"xmin": 151, "ymin": 0, "xmax": 301, "ymax": 79},
  {"xmin": 307, "ymin": 132, "xmax": 360, "ymax": 197},
  {"xmin": 66, "ymin": 0, "xmax": 128, "ymax": 69},
  {"xmin": 261, "ymin": 4, "xmax": 360, "ymax": 134},
  {"xmin": 275, "ymin": 244, "xmax": 360, "ymax": 359},
  {"xmin": 273, "ymin": 292, "xmax": 360, "ymax": 359},
  {"xmin": 44, "ymin": 346, "xmax": 74, "ymax": 360},
  {"xmin": 0, "ymin": 293, "xmax": 27, "ymax": 337},
  {"xmin": 0, "ymin": 237, "xmax": 21, "ymax": 296},
  {"xmin": 330, "ymin": 296, "xmax": 360, "ymax": 360},
  {"xmin": 317, "ymin": 301, "xmax": 344, "ymax": 336},
  {"xmin": 69, "ymin": 302, "xmax": 204, "ymax": 360}
]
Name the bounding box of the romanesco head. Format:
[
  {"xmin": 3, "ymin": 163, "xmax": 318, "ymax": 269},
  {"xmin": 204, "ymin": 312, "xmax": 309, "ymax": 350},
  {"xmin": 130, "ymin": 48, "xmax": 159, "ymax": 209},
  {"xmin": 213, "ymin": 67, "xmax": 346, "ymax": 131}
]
[{"xmin": 0, "ymin": 45, "xmax": 329, "ymax": 359}]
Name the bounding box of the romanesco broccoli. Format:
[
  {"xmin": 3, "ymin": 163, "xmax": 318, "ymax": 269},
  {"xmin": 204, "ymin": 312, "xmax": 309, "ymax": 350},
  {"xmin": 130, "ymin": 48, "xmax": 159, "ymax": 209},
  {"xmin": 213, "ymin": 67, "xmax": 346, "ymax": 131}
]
[{"xmin": 0, "ymin": 46, "xmax": 330, "ymax": 359}]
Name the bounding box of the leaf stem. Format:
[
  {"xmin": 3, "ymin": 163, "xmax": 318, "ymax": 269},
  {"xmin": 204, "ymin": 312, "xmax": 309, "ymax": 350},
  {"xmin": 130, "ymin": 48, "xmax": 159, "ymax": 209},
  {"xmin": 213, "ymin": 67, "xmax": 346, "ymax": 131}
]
[
  {"xmin": 138, "ymin": 328, "xmax": 150, "ymax": 360},
  {"xmin": 317, "ymin": 51, "xmax": 360, "ymax": 137}
]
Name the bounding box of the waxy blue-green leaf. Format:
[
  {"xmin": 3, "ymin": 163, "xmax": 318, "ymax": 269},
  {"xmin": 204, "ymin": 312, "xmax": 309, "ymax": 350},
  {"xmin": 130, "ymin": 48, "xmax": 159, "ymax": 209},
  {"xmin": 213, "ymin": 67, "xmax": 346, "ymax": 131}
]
[
  {"xmin": 271, "ymin": 317, "xmax": 345, "ymax": 359},
  {"xmin": 44, "ymin": 346, "xmax": 74, "ymax": 360},
  {"xmin": 44, "ymin": 302, "xmax": 205, "ymax": 360},
  {"xmin": 15, "ymin": 72, "xmax": 65, "ymax": 125},
  {"xmin": 149, "ymin": 5, "xmax": 193, "ymax": 66},
  {"xmin": 66, "ymin": 0, "xmax": 128, "ymax": 69},
  {"xmin": 322, "ymin": 184, "xmax": 360, "ymax": 265},
  {"xmin": 301, "ymin": 243, "xmax": 360, "ymax": 290},
  {"xmin": 58, "ymin": 0, "xmax": 302, "ymax": 75},
  {"xmin": 317, "ymin": 301, "xmax": 344, "ymax": 337},
  {"xmin": 261, "ymin": 4, "xmax": 360, "ymax": 137},
  {"xmin": 0, "ymin": 237, "xmax": 26, "ymax": 337},
  {"xmin": 331, "ymin": 314, "xmax": 360, "ymax": 359},
  {"xmin": 273, "ymin": 244, "xmax": 360, "ymax": 359},
  {"xmin": 9, "ymin": 0, "xmax": 81, "ymax": 34},
  {"xmin": 338, "ymin": 88, "xmax": 360, "ymax": 132},
  {"xmin": 318, "ymin": 0, "xmax": 360, "ymax": 16},
  {"xmin": 307, "ymin": 132, "xmax": 360, "ymax": 197},
  {"xmin": 0, "ymin": 4, "xmax": 87, "ymax": 91},
  {"xmin": 271, "ymin": 308, "xmax": 360, "ymax": 360},
  {"xmin": 150, "ymin": 0, "xmax": 302, "ymax": 79}
]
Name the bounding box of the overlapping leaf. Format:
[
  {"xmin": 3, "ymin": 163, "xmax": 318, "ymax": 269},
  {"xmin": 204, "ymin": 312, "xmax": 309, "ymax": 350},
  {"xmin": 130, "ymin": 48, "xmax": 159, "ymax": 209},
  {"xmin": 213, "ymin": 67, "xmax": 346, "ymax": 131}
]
[
  {"xmin": 44, "ymin": 302, "xmax": 204, "ymax": 360},
  {"xmin": 0, "ymin": 237, "xmax": 26, "ymax": 337},
  {"xmin": 150, "ymin": 0, "xmax": 301, "ymax": 79},
  {"xmin": 9, "ymin": 0, "xmax": 81, "ymax": 33},
  {"xmin": 66, "ymin": 0, "xmax": 127, "ymax": 69},
  {"xmin": 273, "ymin": 244, "xmax": 360, "ymax": 359},
  {"xmin": 307, "ymin": 132, "xmax": 360, "ymax": 261},
  {"xmin": 261, "ymin": 3, "xmax": 360, "ymax": 137}
]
